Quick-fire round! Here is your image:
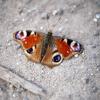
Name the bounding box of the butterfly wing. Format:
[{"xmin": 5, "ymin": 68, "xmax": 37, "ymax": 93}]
[
  {"xmin": 14, "ymin": 31, "xmax": 82, "ymax": 68},
  {"xmin": 41, "ymin": 36, "xmax": 82, "ymax": 68},
  {"xmin": 13, "ymin": 30, "xmax": 45, "ymax": 63}
]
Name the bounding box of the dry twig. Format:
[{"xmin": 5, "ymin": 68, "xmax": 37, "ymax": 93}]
[{"xmin": 0, "ymin": 64, "xmax": 46, "ymax": 96}]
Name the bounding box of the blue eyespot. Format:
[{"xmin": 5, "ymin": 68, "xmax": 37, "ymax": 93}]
[
  {"xmin": 53, "ymin": 54, "xmax": 61, "ymax": 62},
  {"xmin": 15, "ymin": 31, "xmax": 27, "ymax": 40},
  {"xmin": 15, "ymin": 31, "xmax": 20, "ymax": 39},
  {"xmin": 52, "ymin": 52, "xmax": 63, "ymax": 64},
  {"xmin": 27, "ymin": 48, "xmax": 33, "ymax": 54}
]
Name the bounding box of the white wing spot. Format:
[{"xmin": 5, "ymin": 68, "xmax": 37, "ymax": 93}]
[
  {"xmin": 64, "ymin": 39, "xmax": 67, "ymax": 43},
  {"xmin": 31, "ymin": 31, "xmax": 35, "ymax": 35}
]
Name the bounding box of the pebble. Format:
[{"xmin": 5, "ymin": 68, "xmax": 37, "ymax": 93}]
[
  {"xmin": 0, "ymin": 87, "xmax": 3, "ymax": 96},
  {"xmin": 82, "ymin": 52, "xmax": 85, "ymax": 55},
  {"xmin": 22, "ymin": 18, "xmax": 25, "ymax": 22},
  {"xmin": 93, "ymin": 18, "xmax": 97, "ymax": 22},
  {"xmin": 12, "ymin": 93, "xmax": 16, "ymax": 97},
  {"xmin": 90, "ymin": 73, "xmax": 94, "ymax": 76},
  {"xmin": 16, "ymin": 45, "xmax": 21, "ymax": 50},
  {"xmin": 40, "ymin": 26, "xmax": 44, "ymax": 30},
  {"xmin": 9, "ymin": 83, "xmax": 13, "ymax": 89},
  {"xmin": 65, "ymin": 18, "xmax": 68, "ymax": 23},
  {"xmin": 52, "ymin": 8, "xmax": 64, "ymax": 16},
  {"xmin": 74, "ymin": 54, "xmax": 79, "ymax": 58},
  {"xmin": 58, "ymin": 26, "xmax": 64, "ymax": 32},
  {"xmin": 91, "ymin": 45, "xmax": 96, "ymax": 48},
  {"xmin": 0, "ymin": 44, "xmax": 2, "ymax": 47},
  {"xmin": 7, "ymin": 42, "xmax": 11, "ymax": 46},
  {"xmin": 41, "ymin": 12, "xmax": 49, "ymax": 20},
  {"xmin": 94, "ymin": 30, "xmax": 100, "ymax": 36},
  {"xmin": 97, "ymin": 65, "xmax": 100, "ymax": 68},
  {"xmin": 92, "ymin": 86, "xmax": 98, "ymax": 93},
  {"xmin": 96, "ymin": 68, "xmax": 99, "ymax": 71},
  {"xmin": 96, "ymin": 1, "xmax": 100, "ymax": 7},
  {"xmin": 93, "ymin": 13, "xmax": 100, "ymax": 22},
  {"xmin": 95, "ymin": 13, "xmax": 100, "ymax": 19},
  {"xmin": 23, "ymin": 96, "xmax": 29, "ymax": 100},
  {"xmin": 16, "ymin": 62, "xmax": 20, "ymax": 65},
  {"xmin": 85, "ymin": 78, "xmax": 89, "ymax": 84},
  {"xmin": 97, "ymin": 65, "xmax": 100, "ymax": 71}
]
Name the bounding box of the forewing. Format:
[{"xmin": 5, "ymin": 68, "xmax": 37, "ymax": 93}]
[
  {"xmin": 14, "ymin": 31, "xmax": 45, "ymax": 63},
  {"xmin": 54, "ymin": 36, "xmax": 82, "ymax": 59}
]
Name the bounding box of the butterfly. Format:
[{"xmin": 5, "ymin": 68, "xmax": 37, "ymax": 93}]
[{"xmin": 13, "ymin": 30, "xmax": 83, "ymax": 68}]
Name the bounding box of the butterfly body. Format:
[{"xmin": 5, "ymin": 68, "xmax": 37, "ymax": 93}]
[{"xmin": 14, "ymin": 30, "xmax": 82, "ymax": 68}]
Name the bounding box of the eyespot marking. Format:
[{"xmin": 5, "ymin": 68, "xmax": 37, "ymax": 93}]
[
  {"xmin": 26, "ymin": 46, "xmax": 35, "ymax": 54},
  {"xmin": 15, "ymin": 31, "xmax": 21, "ymax": 39},
  {"xmin": 71, "ymin": 41, "xmax": 81, "ymax": 52},
  {"xmin": 52, "ymin": 52, "xmax": 63, "ymax": 65},
  {"xmin": 26, "ymin": 48, "xmax": 33, "ymax": 54},
  {"xmin": 15, "ymin": 31, "xmax": 26, "ymax": 40}
]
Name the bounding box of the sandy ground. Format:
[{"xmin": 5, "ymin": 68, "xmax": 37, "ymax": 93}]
[{"xmin": 0, "ymin": 0, "xmax": 100, "ymax": 100}]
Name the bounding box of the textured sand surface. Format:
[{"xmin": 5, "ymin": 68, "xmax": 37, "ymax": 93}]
[{"xmin": 0, "ymin": 0, "xmax": 100, "ymax": 100}]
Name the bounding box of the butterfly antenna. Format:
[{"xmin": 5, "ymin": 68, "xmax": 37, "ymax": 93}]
[
  {"xmin": 51, "ymin": 15, "xmax": 63, "ymax": 32},
  {"xmin": 47, "ymin": 19, "xmax": 49, "ymax": 31},
  {"xmin": 46, "ymin": 18, "xmax": 52, "ymax": 32}
]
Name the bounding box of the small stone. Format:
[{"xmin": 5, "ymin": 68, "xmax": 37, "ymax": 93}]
[
  {"xmin": 85, "ymin": 78, "xmax": 89, "ymax": 84},
  {"xmin": 58, "ymin": 27, "xmax": 63, "ymax": 32},
  {"xmin": 97, "ymin": 65, "xmax": 100, "ymax": 68},
  {"xmin": 19, "ymin": 9, "xmax": 23, "ymax": 15},
  {"xmin": 97, "ymin": 65, "xmax": 100, "ymax": 71},
  {"xmin": 94, "ymin": 30, "xmax": 100, "ymax": 36},
  {"xmin": 52, "ymin": 10, "xmax": 58, "ymax": 16},
  {"xmin": 93, "ymin": 13, "xmax": 100, "ymax": 23},
  {"xmin": 16, "ymin": 45, "xmax": 21, "ymax": 50},
  {"xmin": 82, "ymin": 52, "xmax": 85, "ymax": 55},
  {"xmin": 41, "ymin": 12, "xmax": 49, "ymax": 20},
  {"xmin": 40, "ymin": 26, "xmax": 44, "ymax": 30},
  {"xmin": 92, "ymin": 45, "xmax": 96, "ymax": 48},
  {"xmin": 0, "ymin": 44, "xmax": 2, "ymax": 47},
  {"xmin": 16, "ymin": 62, "xmax": 20, "ymax": 65},
  {"xmin": 0, "ymin": 88, "xmax": 3, "ymax": 96},
  {"xmin": 96, "ymin": 68, "xmax": 99, "ymax": 71},
  {"xmin": 52, "ymin": 8, "xmax": 64, "ymax": 16},
  {"xmin": 90, "ymin": 73, "xmax": 94, "ymax": 76},
  {"xmin": 23, "ymin": 96, "xmax": 29, "ymax": 100},
  {"xmin": 88, "ymin": 12, "xmax": 92, "ymax": 16},
  {"xmin": 7, "ymin": 42, "xmax": 11, "ymax": 46},
  {"xmin": 96, "ymin": 13, "xmax": 100, "ymax": 19},
  {"xmin": 96, "ymin": 1, "xmax": 100, "ymax": 7},
  {"xmin": 74, "ymin": 54, "xmax": 79, "ymax": 57},
  {"xmin": 65, "ymin": 18, "xmax": 68, "ymax": 22},
  {"xmin": 9, "ymin": 84, "xmax": 13, "ymax": 89},
  {"xmin": 18, "ymin": 53, "xmax": 22, "ymax": 57},
  {"xmin": 22, "ymin": 18, "xmax": 25, "ymax": 22},
  {"xmin": 12, "ymin": 93, "xmax": 16, "ymax": 98},
  {"xmin": 93, "ymin": 18, "xmax": 97, "ymax": 22},
  {"xmin": 92, "ymin": 86, "xmax": 98, "ymax": 93}
]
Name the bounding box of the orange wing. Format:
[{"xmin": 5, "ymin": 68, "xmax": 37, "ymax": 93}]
[
  {"xmin": 14, "ymin": 31, "xmax": 82, "ymax": 68},
  {"xmin": 13, "ymin": 30, "xmax": 45, "ymax": 63},
  {"xmin": 40, "ymin": 36, "xmax": 82, "ymax": 68},
  {"xmin": 54, "ymin": 37, "xmax": 82, "ymax": 59}
]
